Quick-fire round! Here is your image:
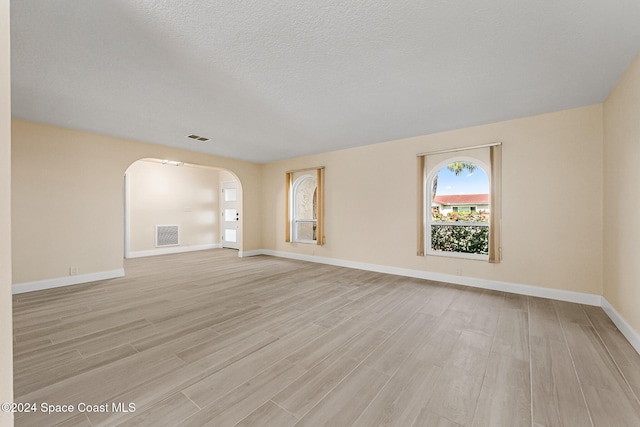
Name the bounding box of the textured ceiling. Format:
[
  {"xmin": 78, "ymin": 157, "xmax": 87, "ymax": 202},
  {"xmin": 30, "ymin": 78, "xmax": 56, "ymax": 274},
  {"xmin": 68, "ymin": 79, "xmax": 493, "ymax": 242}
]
[{"xmin": 10, "ymin": 0, "xmax": 640, "ymax": 163}]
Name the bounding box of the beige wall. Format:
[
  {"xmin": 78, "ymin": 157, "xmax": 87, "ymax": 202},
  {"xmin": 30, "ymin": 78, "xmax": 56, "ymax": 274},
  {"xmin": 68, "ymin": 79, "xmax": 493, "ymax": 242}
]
[
  {"xmin": 126, "ymin": 159, "xmax": 221, "ymax": 253},
  {"xmin": 1, "ymin": 0, "xmax": 13, "ymax": 423},
  {"xmin": 262, "ymin": 105, "xmax": 604, "ymax": 295},
  {"xmin": 603, "ymin": 54, "xmax": 640, "ymax": 333},
  {"xmin": 11, "ymin": 119, "xmax": 262, "ymax": 284}
]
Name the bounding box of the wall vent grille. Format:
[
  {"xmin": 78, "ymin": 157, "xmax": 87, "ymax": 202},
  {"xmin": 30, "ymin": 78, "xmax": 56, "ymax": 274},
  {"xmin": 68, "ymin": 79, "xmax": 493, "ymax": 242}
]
[{"xmin": 156, "ymin": 225, "xmax": 179, "ymax": 247}]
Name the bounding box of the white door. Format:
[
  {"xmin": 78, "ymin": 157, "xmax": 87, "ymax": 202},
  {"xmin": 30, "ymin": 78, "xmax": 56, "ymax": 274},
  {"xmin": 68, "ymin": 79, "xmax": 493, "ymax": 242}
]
[{"xmin": 221, "ymin": 181, "xmax": 240, "ymax": 250}]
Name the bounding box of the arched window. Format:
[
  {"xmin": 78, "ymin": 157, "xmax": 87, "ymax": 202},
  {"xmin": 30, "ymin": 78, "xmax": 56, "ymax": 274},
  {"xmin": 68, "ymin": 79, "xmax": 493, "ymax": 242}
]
[
  {"xmin": 427, "ymin": 159, "xmax": 490, "ymax": 259},
  {"xmin": 292, "ymin": 175, "xmax": 318, "ymax": 243},
  {"xmin": 418, "ymin": 143, "xmax": 501, "ymax": 262},
  {"xmin": 285, "ymin": 167, "xmax": 325, "ymax": 245}
]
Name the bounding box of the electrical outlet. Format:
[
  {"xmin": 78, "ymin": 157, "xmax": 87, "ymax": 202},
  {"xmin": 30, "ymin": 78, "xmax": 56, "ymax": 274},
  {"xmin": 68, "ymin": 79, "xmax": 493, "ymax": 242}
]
[
  {"xmin": 69, "ymin": 266, "xmax": 79, "ymax": 276},
  {"xmin": 455, "ymin": 268, "xmax": 462, "ymax": 276}
]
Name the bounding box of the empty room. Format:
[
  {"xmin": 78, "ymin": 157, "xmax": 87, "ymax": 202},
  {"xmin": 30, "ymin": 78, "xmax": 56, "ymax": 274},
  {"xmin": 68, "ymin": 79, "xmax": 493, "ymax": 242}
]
[{"xmin": 2, "ymin": 1, "xmax": 640, "ymax": 426}]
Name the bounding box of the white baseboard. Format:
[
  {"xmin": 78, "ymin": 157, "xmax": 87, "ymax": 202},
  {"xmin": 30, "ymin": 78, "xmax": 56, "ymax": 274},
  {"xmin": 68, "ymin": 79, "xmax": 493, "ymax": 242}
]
[
  {"xmin": 257, "ymin": 249, "xmax": 602, "ymax": 306},
  {"xmin": 12, "ymin": 269, "xmax": 125, "ymax": 295},
  {"xmin": 601, "ymin": 297, "xmax": 640, "ymax": 355},
  {"xmin": 239, "ymin": 249, "xmax": 265, "ymax": 258},
  {"xmin": 127, "ymin": 243, "xmax": 222, "ymax": 259}
]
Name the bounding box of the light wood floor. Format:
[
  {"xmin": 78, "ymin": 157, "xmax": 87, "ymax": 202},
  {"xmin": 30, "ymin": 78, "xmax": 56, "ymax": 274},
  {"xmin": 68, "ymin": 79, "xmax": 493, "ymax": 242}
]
[{"xmin": 13, "ymin": 249, "xmax": 640, "ymax": 426}]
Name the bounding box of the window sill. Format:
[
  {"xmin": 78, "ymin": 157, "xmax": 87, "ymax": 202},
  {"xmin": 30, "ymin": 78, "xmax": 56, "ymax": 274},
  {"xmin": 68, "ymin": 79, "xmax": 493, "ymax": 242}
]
[
  {"xmin": 425, "ymin": 250, "xmax": 488, "ymax": 261},
  {"xmin": 291, "ymin": 240, "xmax": 317, "ymax": 245}
]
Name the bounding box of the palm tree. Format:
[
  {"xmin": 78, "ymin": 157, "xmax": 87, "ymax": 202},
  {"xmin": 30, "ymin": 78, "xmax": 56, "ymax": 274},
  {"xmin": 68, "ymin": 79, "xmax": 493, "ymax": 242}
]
[{"xmin": 432, "ymin": 162, "xmax": 477, "ymax": 202}]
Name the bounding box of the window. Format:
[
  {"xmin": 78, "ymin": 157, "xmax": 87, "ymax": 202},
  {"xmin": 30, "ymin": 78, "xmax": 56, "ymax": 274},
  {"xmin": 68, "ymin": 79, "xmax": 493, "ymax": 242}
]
[
  {"xmin": 417, "ymin": 144, "xmax": 501, "ymax": 262},
  {"xmin": 428, "ymin": 161, "xmax": 490, "ymax": 260},
  {"xmin": 285, "ymin": 167, "xmax": 325, "ymax": 245},
  {"xmin": 292, "ymin": 175, "xmax": 317, "ymax": 242}
]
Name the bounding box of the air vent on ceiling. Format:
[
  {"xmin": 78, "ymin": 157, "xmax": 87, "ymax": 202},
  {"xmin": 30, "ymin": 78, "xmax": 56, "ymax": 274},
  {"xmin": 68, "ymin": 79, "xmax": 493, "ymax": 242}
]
[
  {"xmin": 187, "ymin": 134, "xmax": 210, "ymax": 142},
  {"xmin": 156, "ymin": 225, "xmax": 179, "ymax": 247}
]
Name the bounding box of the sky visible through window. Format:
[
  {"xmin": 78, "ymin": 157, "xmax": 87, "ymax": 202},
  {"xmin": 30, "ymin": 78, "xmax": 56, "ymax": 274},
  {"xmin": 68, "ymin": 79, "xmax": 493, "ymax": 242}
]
[{"xmin": 435, "ymin": 164, "xmax": 489, "ymax": 195}]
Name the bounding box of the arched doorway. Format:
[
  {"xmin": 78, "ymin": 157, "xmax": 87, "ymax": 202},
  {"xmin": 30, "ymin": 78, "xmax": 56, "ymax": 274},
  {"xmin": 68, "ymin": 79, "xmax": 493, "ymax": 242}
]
[{"xmin": 123, "ymin": 158, "xmax": 243, "ymax": 258}]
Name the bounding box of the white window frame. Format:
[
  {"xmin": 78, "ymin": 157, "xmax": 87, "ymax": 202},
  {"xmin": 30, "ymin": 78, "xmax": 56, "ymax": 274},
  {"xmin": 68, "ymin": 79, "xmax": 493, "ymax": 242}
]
[
  {"xmin": 291, "ymin": 174, "xmax": 317, "ymax": 244},
  {"xmin": 426, "ymin": 157, "xmax": 490, "ymax": 261}
]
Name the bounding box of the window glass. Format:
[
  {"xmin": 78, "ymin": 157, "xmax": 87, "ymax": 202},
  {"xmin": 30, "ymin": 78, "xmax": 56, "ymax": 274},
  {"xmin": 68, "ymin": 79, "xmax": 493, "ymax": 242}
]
[
  {"xmin": 293, "ymin": 176, "xmax": 317, "ymax": 243},
  {"xmin": 296, "ymin": 222, "xmax": 316, "ymax": 241},
  {"xmin": 295, "ymin": 178, "xmax": 317, "ymax": 221},
  {"xmin": 429, "ymin": 161, "xmax": 490, "ymax": 258},
  {"xmin": 224, "ymin": 188, "xmax": 237, "ymax": 202}
]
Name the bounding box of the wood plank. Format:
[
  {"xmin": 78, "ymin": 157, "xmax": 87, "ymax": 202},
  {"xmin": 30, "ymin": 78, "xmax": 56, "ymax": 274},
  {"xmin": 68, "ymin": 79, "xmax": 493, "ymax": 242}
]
[
  {"xmin": 583, "ymin": 305, "xmax": 640, "ymax": 400},
  {"xmin": 294, "ymin": 364, "xmax": 390, "ymax": 426},
  {"xmin": 418, "ymin": 284, "xmax": 460, "ymax": 317},
  {"xmin": 370, "ymin": 292, "xmax": 427, "ymax": 333},
  {"xmin": 553, "ymin": 300, "xmax": 591, "ymax": 325},
  {"xmin": 286, "ymin": 320, "xmax": 372, "ymax": 370},
  {"xmin": 182, "ymin": 324, "xmax": 326, "ymax": 408},
  {"xmin": 181, "ymin": 359, "xmax": 306, "ymax": 427},
  {"xmin": 411, "ymin": 309, "xmax": 471, "ymax": 367},
  {"xmin": 426, "ymin": 368, "xmax": 485, "ymax": 426},
  {"xmin": 364, "ymin": 312, "xmax": 437, "ymax": 376},
  {"xmin": 561, "ymin": 322, "xmax": 640, "ymax": 425},
  {"xmin": 15, "ymin": 344, "xmax": 139, "ymax": 397},
  {"xmin": 273, "ymin": 353, "xmax": 360, "ymax": 418},
  {"xmin": 116, "ymin": 392, "xmax": 200, "ymax": 427},
  {"xmin": 85, "ymin": 333, "xmax": 280, "ymax": 426},
  {"xmin": 235, "ymin": 401, "xmax": 298, "ymax": 427},
  {"xmin": 16, "ymin": 350, "xmax": 186, "ymax": 426},
  {"xmin": 352, "ymin": 359, "xmax": 441, "ymax": 427},
  {"xmin": 491, "ymin": 307, "xmax": 530, "ymax": 362},
  {"xmin": 530, "ymin": 335, "xmax": 592, "ymax": 427},
  {"xmin": 528, "ymin": 296, "xmax": 565, "ymax": 342},
  {"xmin": 471, "ymin": 352, "xmax": 531, "ymax": 427},
  {"xmin": 582, "ymin": 384, "xmax": 640, "ymax": 427},
  {"xmin": 445, "ymin": 329, "xmax": 493, "ymax": 377}
]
